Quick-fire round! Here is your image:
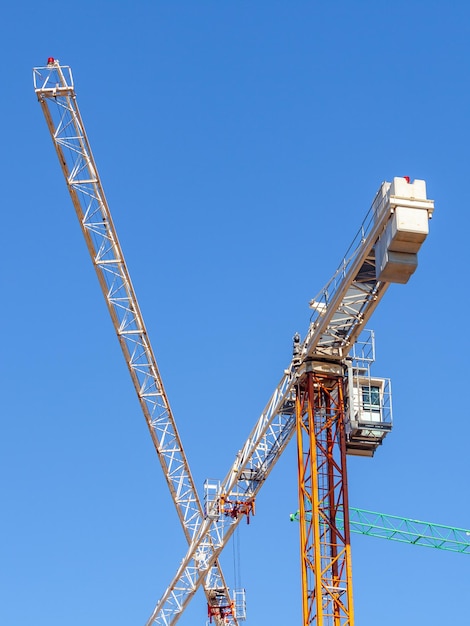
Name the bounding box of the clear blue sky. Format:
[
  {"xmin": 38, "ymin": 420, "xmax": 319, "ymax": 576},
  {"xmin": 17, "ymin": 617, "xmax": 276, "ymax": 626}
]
[{"xmin": 1, "ymin": 1, "xmax": 469, "ymax": 624}]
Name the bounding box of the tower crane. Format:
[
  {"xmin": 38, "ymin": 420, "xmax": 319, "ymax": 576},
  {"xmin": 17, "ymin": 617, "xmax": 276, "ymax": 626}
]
[
  {"xmin": 290, "ymin": 508, "xmax": 470, "ymax": 554},
  {"xmin": 148, "ymin": 184, "xmax": 433, "ymax": 625},
  {"xmin": 34, "ymin": 58, "xmax": 434, "ymax": 626},
  {"xmin": 33, "ymin": 58, "xmax": 239, "ymax": 626}
]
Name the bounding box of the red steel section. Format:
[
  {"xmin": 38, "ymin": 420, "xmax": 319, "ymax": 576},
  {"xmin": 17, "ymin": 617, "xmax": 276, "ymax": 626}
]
[
  {"xmin": 207, "ymin": 603, "xmax": 235, "ymax": 624},
  {"xmin": 219, "ymin": 496, "xmax": 256, "ymax": 524}
]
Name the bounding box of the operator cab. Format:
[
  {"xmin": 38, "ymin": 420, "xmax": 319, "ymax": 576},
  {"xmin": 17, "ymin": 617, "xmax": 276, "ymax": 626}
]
[{"xmin": 345, "ymin": 372, "xmax": 392, "ymax": 457}]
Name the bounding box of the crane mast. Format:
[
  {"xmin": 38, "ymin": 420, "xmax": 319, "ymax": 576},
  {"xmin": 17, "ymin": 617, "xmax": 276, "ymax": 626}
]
[
  {"xmin": 33, "ymin": 59, "xmax": 237, "ymax": 626},
  {"xmin": 34, "ymin": 59, "xmax": 434, "ymax": 626}
]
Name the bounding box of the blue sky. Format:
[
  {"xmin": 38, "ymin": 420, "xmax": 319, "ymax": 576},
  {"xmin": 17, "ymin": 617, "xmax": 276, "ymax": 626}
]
[{"xmin": 1, "ymin": 1, "xmax": 469, "ymax": 624}]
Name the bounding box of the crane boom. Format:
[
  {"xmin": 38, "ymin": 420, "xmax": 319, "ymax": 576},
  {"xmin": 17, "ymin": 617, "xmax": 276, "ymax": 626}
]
[
  {"xmin": 290, "ymin": 508, "xmax": 470, "ymax": 554},
  {"xmin": 147, "ymin": 179, "xmax": 434, "ymax": 623},
  {"xmin": 33, "ymin": 59, "xmax": 238, "ymax": 626},
  {"xmin": 147, "ymin": 371, "xmax": 297, "ymax": 624}
]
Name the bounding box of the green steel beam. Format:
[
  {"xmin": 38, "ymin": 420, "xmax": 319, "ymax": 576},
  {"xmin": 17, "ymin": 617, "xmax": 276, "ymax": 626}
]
[{"xmin": 290, "ymin": 507, "xmax": 470, "ymax": 554}]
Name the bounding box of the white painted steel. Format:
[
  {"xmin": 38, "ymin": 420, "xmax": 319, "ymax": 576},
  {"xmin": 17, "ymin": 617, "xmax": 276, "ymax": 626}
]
[{"xmin": 33, "ymin": 60, "xmax": 237, "ymax": 626}]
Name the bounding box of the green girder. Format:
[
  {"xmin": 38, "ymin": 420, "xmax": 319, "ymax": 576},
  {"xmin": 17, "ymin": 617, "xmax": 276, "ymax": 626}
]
[{"xmin": 290, "ymin": 507, "xmax": 470, "ymax": 554}]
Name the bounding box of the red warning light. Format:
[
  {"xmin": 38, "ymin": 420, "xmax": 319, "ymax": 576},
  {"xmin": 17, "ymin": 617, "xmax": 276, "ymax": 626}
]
[
  {"xmin": 404, "ymin": 176, "xmax": 410, "ymax": 183},
  {"xmin": 47, "ymin": 57, "xmax": 55, "ymax": 65}
]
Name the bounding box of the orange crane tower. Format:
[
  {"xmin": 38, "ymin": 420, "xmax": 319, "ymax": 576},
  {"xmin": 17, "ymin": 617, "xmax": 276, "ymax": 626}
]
[
  {"xmin": 291, "ymin": 178, "xmax": 434, "ymax": 625},
  {"xmin": 33, "ymin": 59, "xmax": 434, "ymax": 625}
]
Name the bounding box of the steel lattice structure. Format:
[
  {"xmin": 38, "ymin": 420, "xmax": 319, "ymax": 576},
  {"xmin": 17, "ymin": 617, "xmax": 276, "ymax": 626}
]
[
  {"xmin": 348, "ymin": 510, "xmax": 470, "ymax": 553},
  {"xmin": 34, "ymin": 58, "xmax": 435, "ymax": 626},
  {"xmin": 291, "ymin": 508, "xmax": 470, "ymax": 554},
  {"xmin": 33, "ymin": 59, "xmax": 237, "ymax": 626},
  {"xmin": 296, "ymin": 372, "xmax": 354, "ymax": 626}
]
